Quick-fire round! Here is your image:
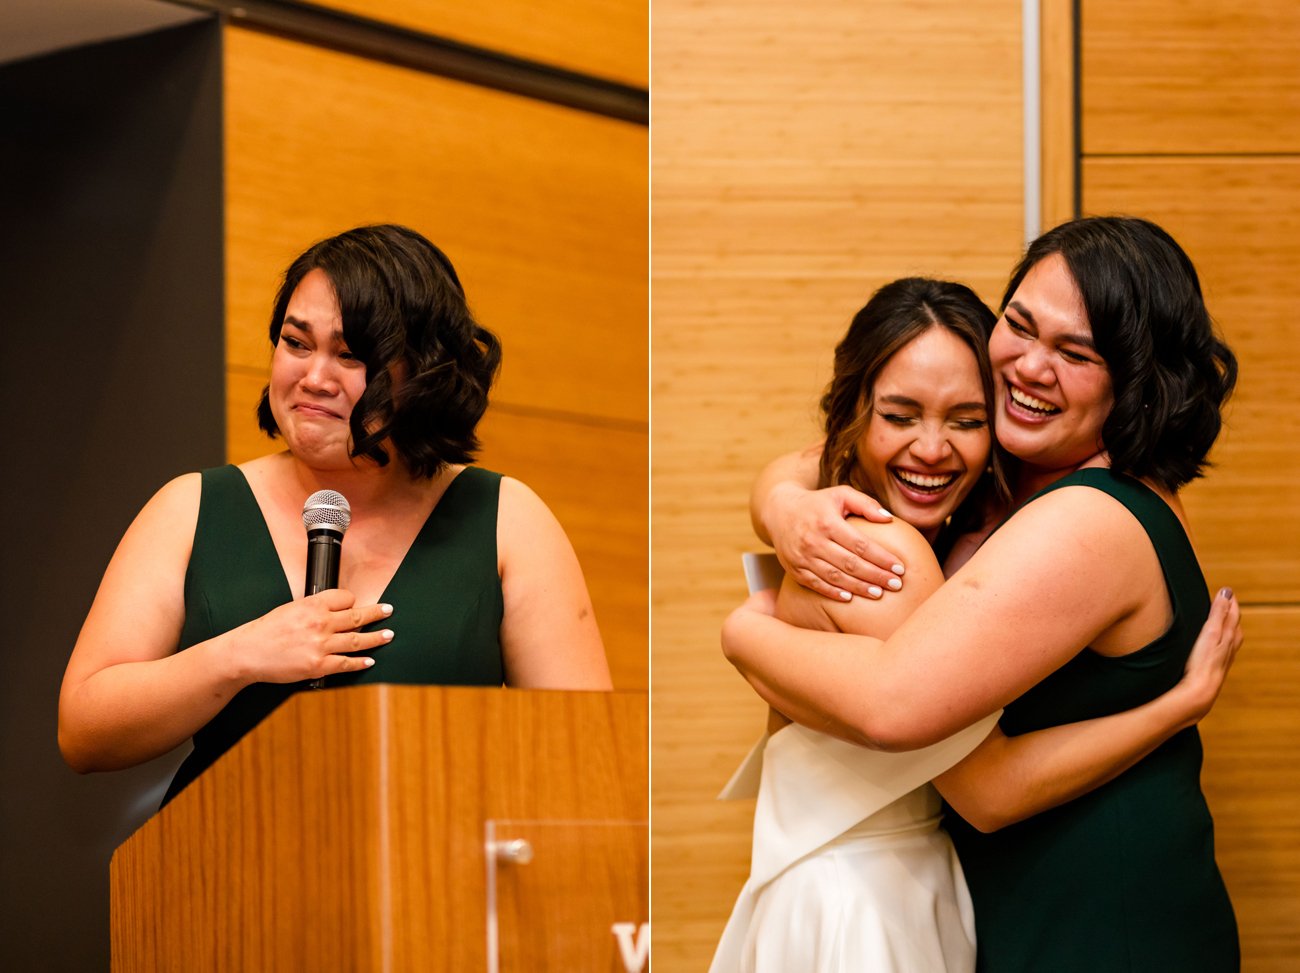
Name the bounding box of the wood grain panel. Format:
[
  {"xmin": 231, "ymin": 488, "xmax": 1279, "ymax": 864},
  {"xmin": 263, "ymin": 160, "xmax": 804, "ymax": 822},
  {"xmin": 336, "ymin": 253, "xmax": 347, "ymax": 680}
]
[
  {"xmin": 112, "ymin": 686, "xmax": 647, "ymax": 971},
  {"xmin": 112, "ymin": 685, "xmax": 387, "ymax": 971},
  {"xmin": 476, "ymin": 408, "xmax": 647, "ymax": 691},
  {"xmin": 1082, "ymin": 0, "xmax": 1300, "ymax": 154},
  {"xmin": 223, "ymin": 24, "xmax": 647, "ymax": 451},
  {"xmin": 1200, "ymin": 606, "xmax": 1300, "ymax": 972},
  {"xmin": 651, "ymin": 1, "xmax": 1025, "ymax": 966},
  {"xmin": 1082, "ymin": 157, "xmax": 1300, "ymax": 603},
  {"xmin": 308, "ymin": 0, "xmax": 646, "ymax": 88},
  {"xmin": 226, "ymin": 368, "xmax": 647, "ymax": 690}
]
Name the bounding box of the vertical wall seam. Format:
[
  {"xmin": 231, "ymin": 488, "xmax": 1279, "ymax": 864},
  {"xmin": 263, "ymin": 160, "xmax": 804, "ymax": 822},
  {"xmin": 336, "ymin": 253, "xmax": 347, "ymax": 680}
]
[{"xmin": 1023, "ymin": 0, "xmax": 1042, "ymax": 245}]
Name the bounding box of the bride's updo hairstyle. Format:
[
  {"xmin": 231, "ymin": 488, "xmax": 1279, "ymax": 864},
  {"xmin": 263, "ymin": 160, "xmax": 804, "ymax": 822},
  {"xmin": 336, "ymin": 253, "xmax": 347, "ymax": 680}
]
[
  {"xmin": 256, "ymin": 224, "xmax": 501, "ymax": 478},
  {"xmin": 1001, "ymin": 216, "xmax": 1237, "ymax": 491}
]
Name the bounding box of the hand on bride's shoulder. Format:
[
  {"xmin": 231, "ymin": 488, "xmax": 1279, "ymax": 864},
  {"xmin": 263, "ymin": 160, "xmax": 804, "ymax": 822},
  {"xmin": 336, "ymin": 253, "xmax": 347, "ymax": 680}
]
[{"xmin": 777, "ymin": 517, "xmax": 943, "ymax": 641}]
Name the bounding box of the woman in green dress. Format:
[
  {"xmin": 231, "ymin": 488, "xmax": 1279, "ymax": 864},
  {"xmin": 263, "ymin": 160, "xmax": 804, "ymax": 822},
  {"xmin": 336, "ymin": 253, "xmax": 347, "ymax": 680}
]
[
  {"xmin": 58, "ymin": 224, "xmax": 611, "ymax": 799},
  {"xmin": 726, "ymin": 216, "xmax": 1240, "ymax": 970}
]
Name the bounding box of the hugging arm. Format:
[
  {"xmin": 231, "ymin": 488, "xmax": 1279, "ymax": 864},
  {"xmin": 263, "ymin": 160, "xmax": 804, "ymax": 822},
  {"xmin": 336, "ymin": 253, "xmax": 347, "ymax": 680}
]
[
  {"xmin": 725, "ymin": 485, "xmax": 1227, "ymax": 750},
  {"xmin": 778, "ymin": 517, "xmax": 1242, "ymax": 831},
  {"xmin": 933, "ymin": 587, "xmax": 1241, "ymax": 831}
]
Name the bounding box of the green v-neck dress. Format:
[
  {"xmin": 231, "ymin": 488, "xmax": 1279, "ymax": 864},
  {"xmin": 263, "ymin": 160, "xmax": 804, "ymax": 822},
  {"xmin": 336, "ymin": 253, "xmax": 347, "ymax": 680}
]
[
  {"xmin": 162, "ymin": 464, "xmax": 505, "ymax": 806},
  {"xmin": 945, "ymin": 468, "xmax": 1239, "ymax": 972}
]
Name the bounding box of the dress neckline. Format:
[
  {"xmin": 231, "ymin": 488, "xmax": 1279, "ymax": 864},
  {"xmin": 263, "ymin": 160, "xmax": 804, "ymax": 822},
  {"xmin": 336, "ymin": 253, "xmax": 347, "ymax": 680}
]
[{"xmin": 224, "ymin": 463, "xmax": 474, "ymax": 607}]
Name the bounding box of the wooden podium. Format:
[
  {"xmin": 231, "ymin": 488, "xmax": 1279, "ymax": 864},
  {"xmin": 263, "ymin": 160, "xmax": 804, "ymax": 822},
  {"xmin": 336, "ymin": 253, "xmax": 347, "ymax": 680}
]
[{"xmin": 110, "ymin": 686, "xmax": 648, "ymax": 972}]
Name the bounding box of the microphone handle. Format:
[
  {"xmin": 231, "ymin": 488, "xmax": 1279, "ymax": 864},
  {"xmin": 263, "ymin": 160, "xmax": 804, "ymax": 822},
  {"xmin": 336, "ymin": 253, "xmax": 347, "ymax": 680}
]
[
  {"xmin": 305, "ymin": 529, "xmax": 342, "ymax": 595},
  {"xmin": 305, "ymin": 527, "xmax": 342, "ymax": 689}
]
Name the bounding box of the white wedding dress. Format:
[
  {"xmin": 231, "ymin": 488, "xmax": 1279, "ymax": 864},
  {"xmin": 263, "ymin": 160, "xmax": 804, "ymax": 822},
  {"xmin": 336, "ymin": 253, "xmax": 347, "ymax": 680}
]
[{"xmin": 710, "ymin": 713, "xmax": 1000, "ymax": 973}]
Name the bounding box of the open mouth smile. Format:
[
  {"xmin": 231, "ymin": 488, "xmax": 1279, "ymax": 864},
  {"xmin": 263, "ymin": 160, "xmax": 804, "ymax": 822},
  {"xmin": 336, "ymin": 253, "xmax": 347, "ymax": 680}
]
[
  {"xmin": 891, "ymin": 468, "xmax": 960, "ymax": 496},
  {"xmin": 1008, "ymin": 385, "xmax": 1061, "ymax": 417}
]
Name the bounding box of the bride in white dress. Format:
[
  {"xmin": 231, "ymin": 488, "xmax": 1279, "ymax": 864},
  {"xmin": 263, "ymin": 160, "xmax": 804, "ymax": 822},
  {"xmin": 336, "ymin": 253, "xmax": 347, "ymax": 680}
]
[{"xmin": 711, "ymin": 278, "xmax": 1241, "ymax": 972}]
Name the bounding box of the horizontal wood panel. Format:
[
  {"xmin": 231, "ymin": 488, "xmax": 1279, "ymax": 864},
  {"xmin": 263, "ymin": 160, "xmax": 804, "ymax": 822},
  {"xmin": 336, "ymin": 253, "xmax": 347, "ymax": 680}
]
[
  {"xmin": 1200, "ymin": 606, "xmax": 1300, "ymax": 971},
  {"xmin": 224, "ymin": 26, "xmax": 647, "ymax": 429},
  {"xmin": 1082, "ymin": 0, "xmax": 1300, "ymax": 154},
  {"xmin": 309, "ymin": 0, "xmax": 646, "ymax": 87},
  {"xmin": 228, "ymin": 368, "xmax": 647, "ymax": 690},
  {"xmin": 1082, "ymin": 157, "xmax": 1300, "ymax": 602},
  {"xmin": 651, "ymin": 1, "xmax": 1025, "ymax": 966}
]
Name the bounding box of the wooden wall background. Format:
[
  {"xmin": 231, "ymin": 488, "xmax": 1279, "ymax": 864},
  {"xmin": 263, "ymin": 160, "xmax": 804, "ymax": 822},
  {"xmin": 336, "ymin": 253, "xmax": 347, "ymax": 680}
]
[
  {"xmin": 1075, "ymin": 2, "xmax": 1300, "ymax": 967},
  {"xmin": 654, "ymin": 0, "xmax": 1299, "ymax": 969},
  {"xmin": 221, "ymin": 3, "xmax": 648, "ymax": 690},
  {"xmin": 651, "ymin": 2, "xmax": 1025, "ymax": 967}
]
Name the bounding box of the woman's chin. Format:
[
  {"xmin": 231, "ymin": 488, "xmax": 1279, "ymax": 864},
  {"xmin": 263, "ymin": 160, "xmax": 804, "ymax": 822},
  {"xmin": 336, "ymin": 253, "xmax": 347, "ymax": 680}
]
[{"xmin": 886, "ymin": 495, "xmax": 950, "ymax": 536}]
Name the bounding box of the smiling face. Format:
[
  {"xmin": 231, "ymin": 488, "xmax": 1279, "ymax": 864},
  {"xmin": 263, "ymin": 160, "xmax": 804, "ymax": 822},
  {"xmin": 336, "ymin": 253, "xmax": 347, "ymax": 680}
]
[
  {"xmin": 267, "ymin": 268, "xmax": 369, "ymax": 469},
  {"xmin": 989, "ymin": 253, "xmax": 1114, "ymax": 477},
  {"xmin": 853, "ymin": 325, "xmax": 992, "ymax": 540}
]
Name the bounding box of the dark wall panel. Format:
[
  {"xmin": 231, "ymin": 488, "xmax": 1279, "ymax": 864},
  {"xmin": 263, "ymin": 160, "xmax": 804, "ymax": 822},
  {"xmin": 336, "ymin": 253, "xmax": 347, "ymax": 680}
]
[{"xmin": 0, "ymin": 20, "xmax": 223, "ymax": 970}]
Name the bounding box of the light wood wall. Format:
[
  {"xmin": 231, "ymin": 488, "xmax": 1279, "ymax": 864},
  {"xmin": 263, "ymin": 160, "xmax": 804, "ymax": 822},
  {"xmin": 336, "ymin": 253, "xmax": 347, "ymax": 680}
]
[
  {"xmin": 222, "ymin": 20, "xmax": 647, "ymax": 688},
  {"xmin": 1076, "ymin": 3, "xmax": 1300, "ymax": 967},
  {"xmin": 651, "ymin": 2, "xmax": 1025, "ymax": 968}
]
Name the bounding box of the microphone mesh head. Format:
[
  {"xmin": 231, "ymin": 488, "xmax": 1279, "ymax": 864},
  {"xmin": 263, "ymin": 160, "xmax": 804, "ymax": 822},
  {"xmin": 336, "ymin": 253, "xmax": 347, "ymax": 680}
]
[{"xmin": 302, "ymin": 490, "xmax": 351, "ymax": 533}]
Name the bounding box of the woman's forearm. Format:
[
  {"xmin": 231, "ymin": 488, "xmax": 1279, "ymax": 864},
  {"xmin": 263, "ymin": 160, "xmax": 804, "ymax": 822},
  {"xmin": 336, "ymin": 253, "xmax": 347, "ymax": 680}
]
[
  {"xmin": 60, "ymin": 585, "xmax": 398, "ymax": 771},
  {"xmin": 934, "ymin": 687, "xmax": 1200, "ymax": 833},
  {"xmin": 750, "ymin": 448, "xmax": 822, "ymax": 545},
  {"xmin": 58, "ymin": 634, "xmax": 247, "ymax": 772},
  {"xmin": 934, "ymin": 587, "xmax": 1240, "ymax": 831},
  {"xmin": 722, "ymin": 605, "xmax": 931, "ymax": 750}
]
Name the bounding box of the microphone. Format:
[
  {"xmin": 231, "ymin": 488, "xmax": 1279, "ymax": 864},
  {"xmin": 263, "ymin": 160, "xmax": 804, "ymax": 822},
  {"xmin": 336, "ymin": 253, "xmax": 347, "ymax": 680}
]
[{"xmin": 302, "ymin": 490, "xmax": 351, "ymax": 689}]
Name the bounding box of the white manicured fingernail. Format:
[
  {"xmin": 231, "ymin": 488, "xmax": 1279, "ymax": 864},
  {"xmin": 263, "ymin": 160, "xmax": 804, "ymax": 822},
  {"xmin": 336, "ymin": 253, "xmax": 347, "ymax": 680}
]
[
  {"xmin": 838, "ymin": 590, "xmax": 852, "ymax": 602},
  {"xmin": 891, "ymin": 563, "xmax": 905, "ymax": 576},
  {"xmin": 364, "ymin": 657, "xmax": 376, "ymax": 667},
  {"xmin": 381, "ymin": 629, "xmax": 394, "ymax": 640},
  {"xmin": 887, "ymin": 577, "xmax": 902, "ymax": 591},
  {"xmin": 380, "ymin": 603, "xmax": 393, "ymax": 615},
  {"xmin": 878, "ymin": 508, "xmax": 893, "ymax": 518},
  {"xmin": 867, "ymin": 585, "xmax": 883, "ymax": 598}
]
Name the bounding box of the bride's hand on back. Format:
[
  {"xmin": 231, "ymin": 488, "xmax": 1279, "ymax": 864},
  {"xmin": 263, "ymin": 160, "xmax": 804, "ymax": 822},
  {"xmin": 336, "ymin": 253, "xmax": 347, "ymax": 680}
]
[{"xmin": 1171, "ymin": 587, "xmax": 1244, "ymax": 724}]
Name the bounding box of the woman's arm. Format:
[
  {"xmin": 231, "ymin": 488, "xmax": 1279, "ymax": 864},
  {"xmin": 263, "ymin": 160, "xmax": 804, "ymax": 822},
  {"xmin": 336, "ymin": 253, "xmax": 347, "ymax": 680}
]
[
  {"xmin": 751, "ymin": 446, "xmax": 904, "ymax": 600},
  {"xmin": 935, "ymin": 588, "xmax": 1242, "ymax": 831},
  {"xmin": 497, "ymin": 477, "xmax": 612, "ymax": 689},
  {"xmin": 724, "ymin": 485, "xmax": 1163, "ymax": 750},
  {"xmin": 58, "ymin": 475, "xmax": 394, "ymax": 772}
]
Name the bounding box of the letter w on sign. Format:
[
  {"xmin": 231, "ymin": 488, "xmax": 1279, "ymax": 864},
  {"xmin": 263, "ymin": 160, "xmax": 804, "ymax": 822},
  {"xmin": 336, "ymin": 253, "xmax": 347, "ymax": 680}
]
[{"xmin": 611, "ymin": 922, "xmax": 649, "ymax": 972}]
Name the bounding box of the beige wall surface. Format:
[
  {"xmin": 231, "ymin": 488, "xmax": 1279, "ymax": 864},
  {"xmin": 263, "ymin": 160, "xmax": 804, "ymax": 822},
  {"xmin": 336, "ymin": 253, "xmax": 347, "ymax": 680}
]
[
  {"xmin": 223, "ymin": 24, "xmax": 647, "ymax": 687},
  {"xmin": 652, "ymin": 1, "xmax": 1024, "ymax": 967}
]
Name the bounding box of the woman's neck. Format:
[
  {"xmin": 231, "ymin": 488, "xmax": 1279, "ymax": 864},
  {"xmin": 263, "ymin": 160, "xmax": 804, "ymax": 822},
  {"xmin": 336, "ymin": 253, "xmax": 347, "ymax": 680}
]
[
  {"xmin": 267, "ymin": 449, "xmax": 450, "ymax": 522},
  {"xmin": 1010, "ymin": 452, "xmax": 1110, "ymax": 506}
]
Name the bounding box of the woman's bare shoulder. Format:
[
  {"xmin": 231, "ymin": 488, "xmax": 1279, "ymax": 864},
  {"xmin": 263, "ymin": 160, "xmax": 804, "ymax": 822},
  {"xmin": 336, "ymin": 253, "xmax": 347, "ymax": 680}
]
[
  {"xmin": 139, "ymin": 472, "xmax": 202, "ymax": 523},
  {"xmin": 780, "ymin": 516, "xmax": 944, "ymax": 639},
  {"xmin": 496, "ymin": 475, "xmax": 558, "ymax": 530}
]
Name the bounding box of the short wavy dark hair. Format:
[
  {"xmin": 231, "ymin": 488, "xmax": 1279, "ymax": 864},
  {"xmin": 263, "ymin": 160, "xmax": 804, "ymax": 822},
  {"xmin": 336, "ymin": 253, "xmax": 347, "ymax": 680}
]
[
  {"xmin": 1002, "ymin": 216, "xmax": 1236, "ymax": 491},
  {"xmin": 818, "ymin": 277, "xmax": 1011, "ymax": 534},
  {"xmin": 256, "ymin": 224, "xmax": 501, "ymax": 478}
]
